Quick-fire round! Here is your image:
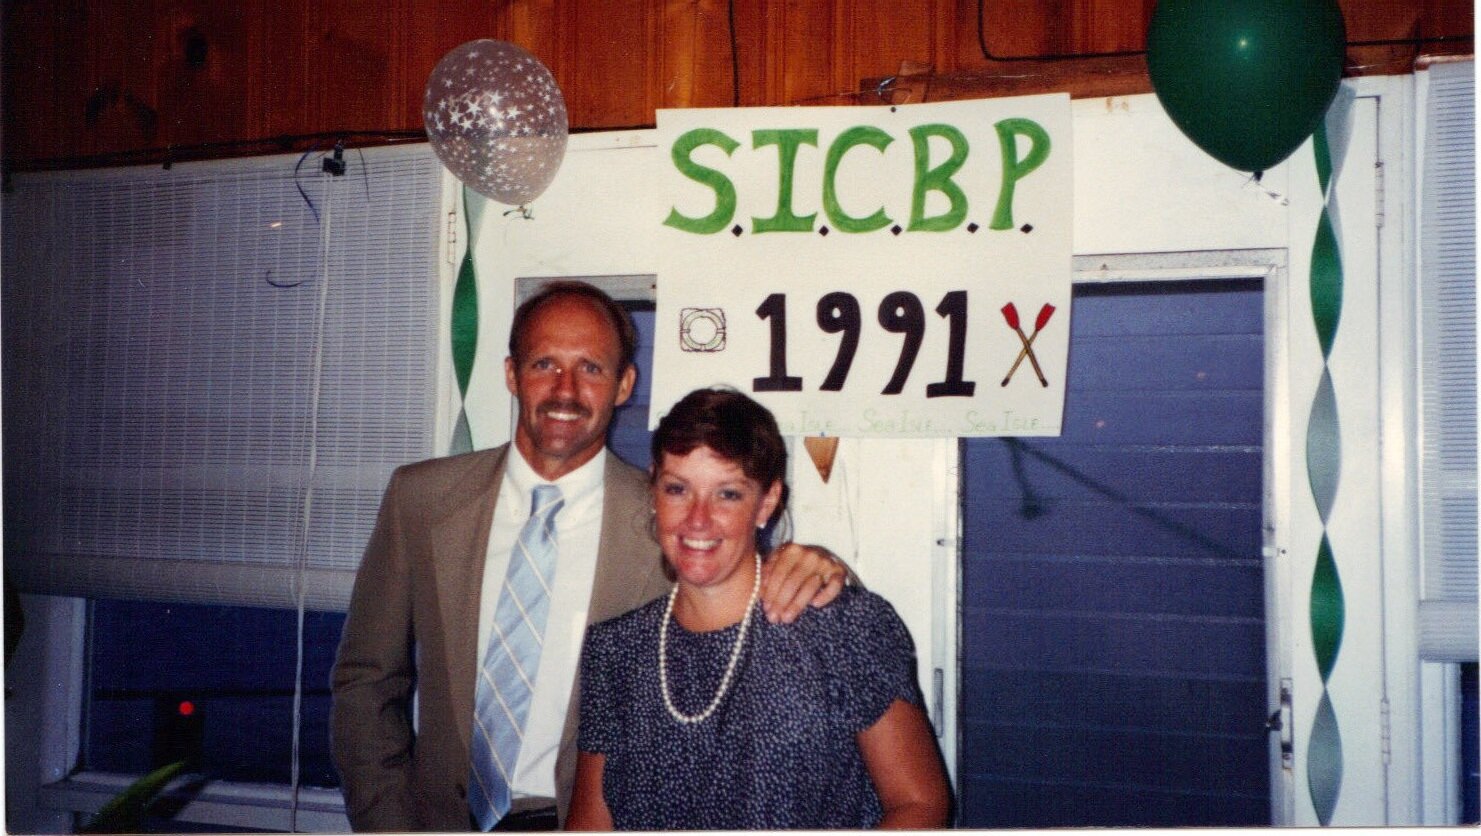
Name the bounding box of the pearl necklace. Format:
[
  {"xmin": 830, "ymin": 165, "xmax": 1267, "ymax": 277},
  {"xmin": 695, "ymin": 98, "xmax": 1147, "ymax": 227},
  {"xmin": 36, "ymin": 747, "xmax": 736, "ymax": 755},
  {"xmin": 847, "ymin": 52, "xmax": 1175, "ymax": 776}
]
[{"xmin": 658, "ymin": 552, "xmax": 761, "ymax": 725}]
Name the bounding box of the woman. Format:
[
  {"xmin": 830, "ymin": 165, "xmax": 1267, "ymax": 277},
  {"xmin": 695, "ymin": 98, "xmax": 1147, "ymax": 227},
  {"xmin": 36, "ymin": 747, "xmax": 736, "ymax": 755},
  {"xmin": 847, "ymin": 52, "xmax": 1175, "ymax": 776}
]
[{"xmin": 567, "ymin": 387, "xmax": 949, "ymax": 830}]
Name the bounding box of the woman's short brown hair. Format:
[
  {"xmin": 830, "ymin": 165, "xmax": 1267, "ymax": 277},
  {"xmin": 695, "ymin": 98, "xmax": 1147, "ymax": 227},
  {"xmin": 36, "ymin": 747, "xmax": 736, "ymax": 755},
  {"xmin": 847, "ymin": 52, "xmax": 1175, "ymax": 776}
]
[{"xmin": 651, "ymin": 387, "xmax": 788, "ymax": 535}]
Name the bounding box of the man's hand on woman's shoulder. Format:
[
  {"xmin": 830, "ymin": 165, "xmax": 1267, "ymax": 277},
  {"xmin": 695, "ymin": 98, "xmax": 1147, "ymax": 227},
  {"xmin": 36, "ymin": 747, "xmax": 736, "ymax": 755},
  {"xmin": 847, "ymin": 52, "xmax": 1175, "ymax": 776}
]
[{"xmin": 759, "ymin": 543, "xmax": 848, "ymax": 624}]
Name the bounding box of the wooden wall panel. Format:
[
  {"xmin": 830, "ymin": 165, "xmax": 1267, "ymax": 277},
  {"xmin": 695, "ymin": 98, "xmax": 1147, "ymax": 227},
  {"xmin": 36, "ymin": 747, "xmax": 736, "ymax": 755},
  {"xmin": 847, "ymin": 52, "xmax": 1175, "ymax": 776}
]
[
  {"xmin": 929, "ymin": 0, "xmax": 971, "ymax": 75},
  {"xmin": 656, "ymin": 0, "xmax": 701, "ymax": 109},
  {"xmin": 572, "ymin": 1, "xmax": 652, "ymax": 122},
  {"xmin": 404, "ymin": 0, "xmax": 496, "ymax": 125},
  {"xmin": 311, "ymin": 0, "xmax": 409, "ymax": 133},
  {"xmin": 880, "ymin": 0, "xmax": 1470, "ymax": 109},
  {"xmin": 1341, "ymin": 0, "xmax": 1472, "ymax": 76},
  {"xmin": 81, "ymin": 1, "xmax": 159, "ymax": 154},
  {"xmin": 1424, "ymin": 0, "xmax": 1473, "ymax": 36},
  {"xmin": 1070, "ymin": 0, "xmax": 1158, "ymax": 53},
  {"xmin": 247, "ymin": 0, "xmax": 309, "ymax": 141},
  {"xmin": 507, "ymin": 1, "xmax": 665, "ymax": 127},
  {"xmin": 1347, "ymin": 0, "xmax": 1441, "ymax": 35},
  {"xmin": 660, "ymin": 0, "xmax": 733, "ymax": 111},
  {"xmin": 979, "ymin": 0, "xmax": 1072, "ymax": 58},
  {"xmin": 1, "ymin": 0, "xmax": 1470, "ymax": 168},
  {"xmin": 734, "ymin": 0, "xmax": 780, "ymax": 106},
  {"xmin": 155, "ymin": 0, "xmax": 253, "ymax": 148},
  {"xmin": 2, "ymin": 0, "xmax": 78, "ymax": 161},
  {"xmin": 976, "ymin": 0, "xmax": 1152, "ymax": 58},
  {"xmin": 847, "ymin": 0, "xmax": 940, "ymax": 93},
  {"xmin": 765, "ymin": 0, "xmax": 842, "ymax": 106}
]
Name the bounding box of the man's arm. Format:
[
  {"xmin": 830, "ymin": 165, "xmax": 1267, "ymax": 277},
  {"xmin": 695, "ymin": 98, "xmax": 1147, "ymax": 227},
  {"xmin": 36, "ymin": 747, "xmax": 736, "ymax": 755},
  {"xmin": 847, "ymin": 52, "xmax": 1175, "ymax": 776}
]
[
  {"xmin": 758, "ymin": 542, "xmax": 852, "ymax": 623},
  {"xmin": 330, "ymin": 471, "xmax": 419, "ymax": 832}
]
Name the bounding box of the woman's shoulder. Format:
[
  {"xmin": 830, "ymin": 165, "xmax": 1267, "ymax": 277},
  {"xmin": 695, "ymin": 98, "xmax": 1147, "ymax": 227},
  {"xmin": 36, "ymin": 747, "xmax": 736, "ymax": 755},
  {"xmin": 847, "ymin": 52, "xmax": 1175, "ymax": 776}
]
[
  {"xmin": 774, "ymin": 584, "xmax": 923, "ymax": 722},
  {"xmin": 790, "ymin": 585, "xmax": 910, "ymax": 644},
  {"xmin": 816, "ymin": 584, "xmax": 902, "ymax": 621}
]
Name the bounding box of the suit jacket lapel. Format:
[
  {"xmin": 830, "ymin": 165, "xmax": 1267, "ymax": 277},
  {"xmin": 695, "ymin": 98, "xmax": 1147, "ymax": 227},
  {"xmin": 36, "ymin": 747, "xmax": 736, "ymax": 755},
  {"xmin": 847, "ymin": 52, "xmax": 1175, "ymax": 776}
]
[
  {"xmin": 431, "ymin": 444, "xmax": 509, "ymax": 758},
  {"xmin": 587, "ymin": 454, "xmax": 665, "ymax": 624}
]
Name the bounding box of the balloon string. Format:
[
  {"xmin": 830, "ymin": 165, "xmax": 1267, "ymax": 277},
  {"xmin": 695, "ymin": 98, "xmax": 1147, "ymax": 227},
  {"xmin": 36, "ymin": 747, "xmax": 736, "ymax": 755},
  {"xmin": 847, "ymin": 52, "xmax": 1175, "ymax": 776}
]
[
  {"xmin": 294, "ymin": 143, "xmax": 325, "ymax": 224},
  {"xmin": 1245, "ymin": 174, "xmax": 1289, "ymax": 206},
  {"xmin": 503, "ymin": 205, "xmax": 534, "ymax": 220}
]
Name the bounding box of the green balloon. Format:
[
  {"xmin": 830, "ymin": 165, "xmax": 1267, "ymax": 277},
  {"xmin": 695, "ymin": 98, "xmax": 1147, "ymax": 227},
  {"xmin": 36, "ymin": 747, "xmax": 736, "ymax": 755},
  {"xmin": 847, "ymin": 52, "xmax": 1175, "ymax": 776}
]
[{"xmin": 1147, "ymin": 0, "xmax": 1345, "ymax": 173}]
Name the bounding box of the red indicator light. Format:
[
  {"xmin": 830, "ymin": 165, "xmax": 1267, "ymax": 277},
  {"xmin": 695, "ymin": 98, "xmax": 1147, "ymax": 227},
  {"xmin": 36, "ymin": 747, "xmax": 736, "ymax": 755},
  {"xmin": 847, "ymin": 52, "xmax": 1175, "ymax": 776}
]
[{"xmin": 177, "ymin": 700, "xmax": 195, "ymax": 717}]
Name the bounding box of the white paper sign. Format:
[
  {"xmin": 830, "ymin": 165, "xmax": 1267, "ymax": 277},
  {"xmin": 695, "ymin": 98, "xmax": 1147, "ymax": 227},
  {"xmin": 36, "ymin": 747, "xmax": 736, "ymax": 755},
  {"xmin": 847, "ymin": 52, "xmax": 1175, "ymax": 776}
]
[{"xmin": 652, "ymin": 95, "xmax": 1072, "ymax": 437}]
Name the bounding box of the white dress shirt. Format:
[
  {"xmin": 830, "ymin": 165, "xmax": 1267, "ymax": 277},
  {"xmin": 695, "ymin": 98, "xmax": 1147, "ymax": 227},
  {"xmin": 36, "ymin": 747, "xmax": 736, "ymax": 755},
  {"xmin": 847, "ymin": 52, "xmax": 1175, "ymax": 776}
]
[{"xmin": 476, "ymin": 446, "xmax": 607, "ymax": 802}]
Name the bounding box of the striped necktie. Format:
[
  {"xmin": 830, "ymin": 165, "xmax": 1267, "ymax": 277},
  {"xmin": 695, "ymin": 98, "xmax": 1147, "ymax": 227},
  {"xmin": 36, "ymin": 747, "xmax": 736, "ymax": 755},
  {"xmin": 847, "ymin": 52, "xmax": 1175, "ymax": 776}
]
[{"xmin": 468, "ymin": 484, "xmax": 564, "ymax": 830}]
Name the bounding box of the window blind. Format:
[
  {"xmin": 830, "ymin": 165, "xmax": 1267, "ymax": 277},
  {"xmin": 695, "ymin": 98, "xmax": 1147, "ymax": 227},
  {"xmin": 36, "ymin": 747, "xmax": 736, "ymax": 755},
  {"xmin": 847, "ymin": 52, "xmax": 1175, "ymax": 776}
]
[
  {"xmin": 1418, "ymin": 60, "xmax": 1478, "ymax": 663},
  {"xmin": 1, "ymin": 145, "xmax": 442, "ymax": 612}
]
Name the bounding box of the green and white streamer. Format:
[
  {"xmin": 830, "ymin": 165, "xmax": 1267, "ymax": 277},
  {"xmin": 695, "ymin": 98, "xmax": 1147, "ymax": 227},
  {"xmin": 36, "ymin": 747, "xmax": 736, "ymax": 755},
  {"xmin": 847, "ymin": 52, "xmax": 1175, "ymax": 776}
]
[
  {"xmin": 1304, "ymin": 92, "xmax": 1352, "ymax": 825},
  {"xmin": 449, "ymin": 185, "xmax": 485, "ymax": 455}
]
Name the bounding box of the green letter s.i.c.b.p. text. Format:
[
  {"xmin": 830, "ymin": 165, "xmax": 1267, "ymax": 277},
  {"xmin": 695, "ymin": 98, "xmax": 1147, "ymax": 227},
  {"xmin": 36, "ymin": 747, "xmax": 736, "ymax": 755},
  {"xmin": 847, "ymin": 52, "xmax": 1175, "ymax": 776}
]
[
  {"xmin": 822, "ymin": 125, "xmax": 894, "ymax": 233},
  {"xmin": 907, "ymin": 124, "xmax": 970, "ymax": 232},
  {"xmin": 664, "ymin": 128, "xmax": 741, "ymax": 234},
  {"xmin": 751, "ymin": 128, "xmax": 820, "ymax": 233},
  {"xmin": 989, "ymin": 118, "xmax": 1050, "ymax": 231}
]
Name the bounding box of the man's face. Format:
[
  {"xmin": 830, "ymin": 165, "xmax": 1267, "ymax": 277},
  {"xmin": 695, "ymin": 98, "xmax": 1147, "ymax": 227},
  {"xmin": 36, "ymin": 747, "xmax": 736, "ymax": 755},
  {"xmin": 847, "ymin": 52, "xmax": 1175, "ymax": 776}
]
[{"xmin": 505, "ymin": 295, "xmax": 636, "ymax": 480}]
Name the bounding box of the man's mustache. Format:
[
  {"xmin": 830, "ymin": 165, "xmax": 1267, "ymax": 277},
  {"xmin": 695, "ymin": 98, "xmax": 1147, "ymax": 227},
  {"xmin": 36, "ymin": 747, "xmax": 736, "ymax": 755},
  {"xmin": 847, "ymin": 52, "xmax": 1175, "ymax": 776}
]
[{"xmin": 537, "ymin": 399, "xmax": 592, "ymax": 420}]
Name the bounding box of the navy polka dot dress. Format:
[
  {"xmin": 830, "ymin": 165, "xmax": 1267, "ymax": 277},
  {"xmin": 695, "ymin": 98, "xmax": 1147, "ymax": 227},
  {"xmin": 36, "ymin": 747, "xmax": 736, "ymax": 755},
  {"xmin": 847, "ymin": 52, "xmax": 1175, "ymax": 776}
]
[{"xmin": 578, "ymin": 585, "xmax": 924, "ymax": 830}]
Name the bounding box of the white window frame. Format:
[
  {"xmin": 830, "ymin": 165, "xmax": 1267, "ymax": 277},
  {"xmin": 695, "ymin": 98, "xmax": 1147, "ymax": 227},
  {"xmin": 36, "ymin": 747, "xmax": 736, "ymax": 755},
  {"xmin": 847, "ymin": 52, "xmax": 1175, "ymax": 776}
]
[
  {"xmin": 15, "ymin": 592, "xmax": 353, "ymax": 832},
  {"xmin": 1411, "ymin": 59, "xmax": 1475, "ymax": 826}
]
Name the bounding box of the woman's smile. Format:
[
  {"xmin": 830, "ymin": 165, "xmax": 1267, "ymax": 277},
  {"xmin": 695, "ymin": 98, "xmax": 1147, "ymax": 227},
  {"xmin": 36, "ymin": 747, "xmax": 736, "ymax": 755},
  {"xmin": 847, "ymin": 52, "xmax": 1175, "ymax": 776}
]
[{"xmin": 652, "ymin": 445, "xmax": 781, "ymax": 596}]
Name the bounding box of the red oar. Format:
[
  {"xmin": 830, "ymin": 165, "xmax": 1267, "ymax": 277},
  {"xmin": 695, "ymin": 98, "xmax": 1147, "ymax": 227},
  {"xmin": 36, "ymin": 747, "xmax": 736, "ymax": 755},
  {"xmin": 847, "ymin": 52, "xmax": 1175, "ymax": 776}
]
[
  {"xmin": 1001, "ymin": 302, "xmax": 1055, "ymax": 387},
  {"xmin": 1001, "ymin": 301, "xmax": 1021, "ymax": 332},
  {"xmin": 1033, "ymin": 302, "xmax": 1056, "ymax": 333}
]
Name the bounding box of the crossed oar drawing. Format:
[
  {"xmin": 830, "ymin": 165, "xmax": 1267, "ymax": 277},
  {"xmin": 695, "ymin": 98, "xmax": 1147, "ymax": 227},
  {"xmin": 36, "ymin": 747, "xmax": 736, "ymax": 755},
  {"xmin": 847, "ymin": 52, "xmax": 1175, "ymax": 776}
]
[{"xmin": 1000, "ymin": 302, "xmax": 1056, "ymax": 387}]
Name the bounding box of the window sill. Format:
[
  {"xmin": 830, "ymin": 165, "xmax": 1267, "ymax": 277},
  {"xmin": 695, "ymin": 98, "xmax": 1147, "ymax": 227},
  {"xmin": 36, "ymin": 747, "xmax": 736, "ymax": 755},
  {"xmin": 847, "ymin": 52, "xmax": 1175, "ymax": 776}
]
[{"xmin": 39, "ymin": 771, "xmax": 350, "ymax": 832}]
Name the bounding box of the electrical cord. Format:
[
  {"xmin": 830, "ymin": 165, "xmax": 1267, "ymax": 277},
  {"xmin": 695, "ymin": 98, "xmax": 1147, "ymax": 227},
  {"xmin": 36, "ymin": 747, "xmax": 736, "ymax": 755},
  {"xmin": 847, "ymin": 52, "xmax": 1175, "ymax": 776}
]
[{"xmin": 8, "ymin": 130, "xmax": 423, "ymax": 173}]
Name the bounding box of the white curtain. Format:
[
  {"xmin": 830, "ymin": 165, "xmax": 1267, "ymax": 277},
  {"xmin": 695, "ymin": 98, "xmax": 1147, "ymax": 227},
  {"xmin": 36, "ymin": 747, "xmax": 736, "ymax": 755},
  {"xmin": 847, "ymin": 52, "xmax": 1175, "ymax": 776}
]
[
  {"xmin": 1417, "ymin": 60, "xmax": 1477, "ymax": 663},
  {"xmin": 2, "ymin": 145, "xmax": 443, "ymax": 612}
]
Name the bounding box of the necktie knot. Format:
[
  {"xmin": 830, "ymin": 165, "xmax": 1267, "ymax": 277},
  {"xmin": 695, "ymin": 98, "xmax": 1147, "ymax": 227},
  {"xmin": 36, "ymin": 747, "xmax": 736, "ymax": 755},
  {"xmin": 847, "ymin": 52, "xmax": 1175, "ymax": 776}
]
[{"xmin": 530, "ymin": 484, "xmax": 562, "ymax": 519}]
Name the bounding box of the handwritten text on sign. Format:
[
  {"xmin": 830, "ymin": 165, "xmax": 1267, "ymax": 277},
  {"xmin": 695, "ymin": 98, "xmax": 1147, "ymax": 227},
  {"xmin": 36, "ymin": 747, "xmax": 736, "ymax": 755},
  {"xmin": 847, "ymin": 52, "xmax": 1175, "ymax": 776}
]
[{"xmin": 651, "ymin": 95, "xmax": 1072, "ymax": 437}]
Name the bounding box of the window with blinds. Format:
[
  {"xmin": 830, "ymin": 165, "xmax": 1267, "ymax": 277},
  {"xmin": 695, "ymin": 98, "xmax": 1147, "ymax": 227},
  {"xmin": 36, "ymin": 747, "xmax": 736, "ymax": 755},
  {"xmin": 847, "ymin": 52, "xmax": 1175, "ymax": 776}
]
[
  {"xmin": 1418, "ymin": 60, "xmax": 1478, "ymax": 662},
  {"xmin": 1, "ymin": 145, "xmax": 443, "ymax": 612}
]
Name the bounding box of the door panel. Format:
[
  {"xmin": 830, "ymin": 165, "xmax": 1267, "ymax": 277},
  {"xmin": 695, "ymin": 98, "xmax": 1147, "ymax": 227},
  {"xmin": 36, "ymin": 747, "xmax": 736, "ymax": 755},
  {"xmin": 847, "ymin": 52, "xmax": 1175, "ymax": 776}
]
[{"xmin": 958, "ymin": 278, "xmax": 1269, "ymax": 827}]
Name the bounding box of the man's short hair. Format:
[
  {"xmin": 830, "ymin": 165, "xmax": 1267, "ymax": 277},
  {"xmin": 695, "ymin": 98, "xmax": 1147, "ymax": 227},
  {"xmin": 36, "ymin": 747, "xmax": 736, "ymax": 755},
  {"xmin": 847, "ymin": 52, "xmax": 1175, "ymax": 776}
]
[{"xmin": 508, "ymin": 281, "xmax": 638, "ymax": 371}]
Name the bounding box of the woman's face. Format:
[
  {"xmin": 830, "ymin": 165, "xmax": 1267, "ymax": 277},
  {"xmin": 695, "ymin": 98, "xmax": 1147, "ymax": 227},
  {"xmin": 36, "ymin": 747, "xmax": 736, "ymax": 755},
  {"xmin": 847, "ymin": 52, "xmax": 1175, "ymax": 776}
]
[{"xmin": 653, "ymin": 445, "xmax": 782, "ymax": 593}]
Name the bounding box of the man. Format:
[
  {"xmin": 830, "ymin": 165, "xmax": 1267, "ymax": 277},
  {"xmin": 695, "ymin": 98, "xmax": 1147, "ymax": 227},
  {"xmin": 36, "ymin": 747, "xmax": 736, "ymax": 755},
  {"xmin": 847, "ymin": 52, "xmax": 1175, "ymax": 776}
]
[{"xmin": 331, "ymin": 281, "xmax": 846, "ymax": 832}]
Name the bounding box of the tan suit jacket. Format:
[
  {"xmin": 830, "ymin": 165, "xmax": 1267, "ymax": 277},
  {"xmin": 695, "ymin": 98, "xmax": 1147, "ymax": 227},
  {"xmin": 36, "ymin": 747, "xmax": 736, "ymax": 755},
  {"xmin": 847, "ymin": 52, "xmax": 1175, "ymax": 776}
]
[{"xmin": 330, "ymin": 444, "xmax": 668, "ymax": 832}]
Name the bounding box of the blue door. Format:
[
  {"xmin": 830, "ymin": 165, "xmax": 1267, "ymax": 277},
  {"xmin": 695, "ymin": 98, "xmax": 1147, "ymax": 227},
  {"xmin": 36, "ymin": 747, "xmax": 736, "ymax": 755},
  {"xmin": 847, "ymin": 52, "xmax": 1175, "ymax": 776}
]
[
  {"xmin": 608, "ymin": 304, "xmax": 657, "ymax": 471},
  {"xmin": 958, "ymin": 279, "xmax": 1269, "ymax": 826}
]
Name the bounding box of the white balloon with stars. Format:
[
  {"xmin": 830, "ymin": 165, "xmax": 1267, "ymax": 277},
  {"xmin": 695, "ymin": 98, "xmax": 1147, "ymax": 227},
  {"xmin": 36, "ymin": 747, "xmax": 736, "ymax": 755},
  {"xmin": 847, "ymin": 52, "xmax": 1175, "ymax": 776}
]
[{"xmin": 424, "ymin": 39, "xmax": 569, "ymax": 206}]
